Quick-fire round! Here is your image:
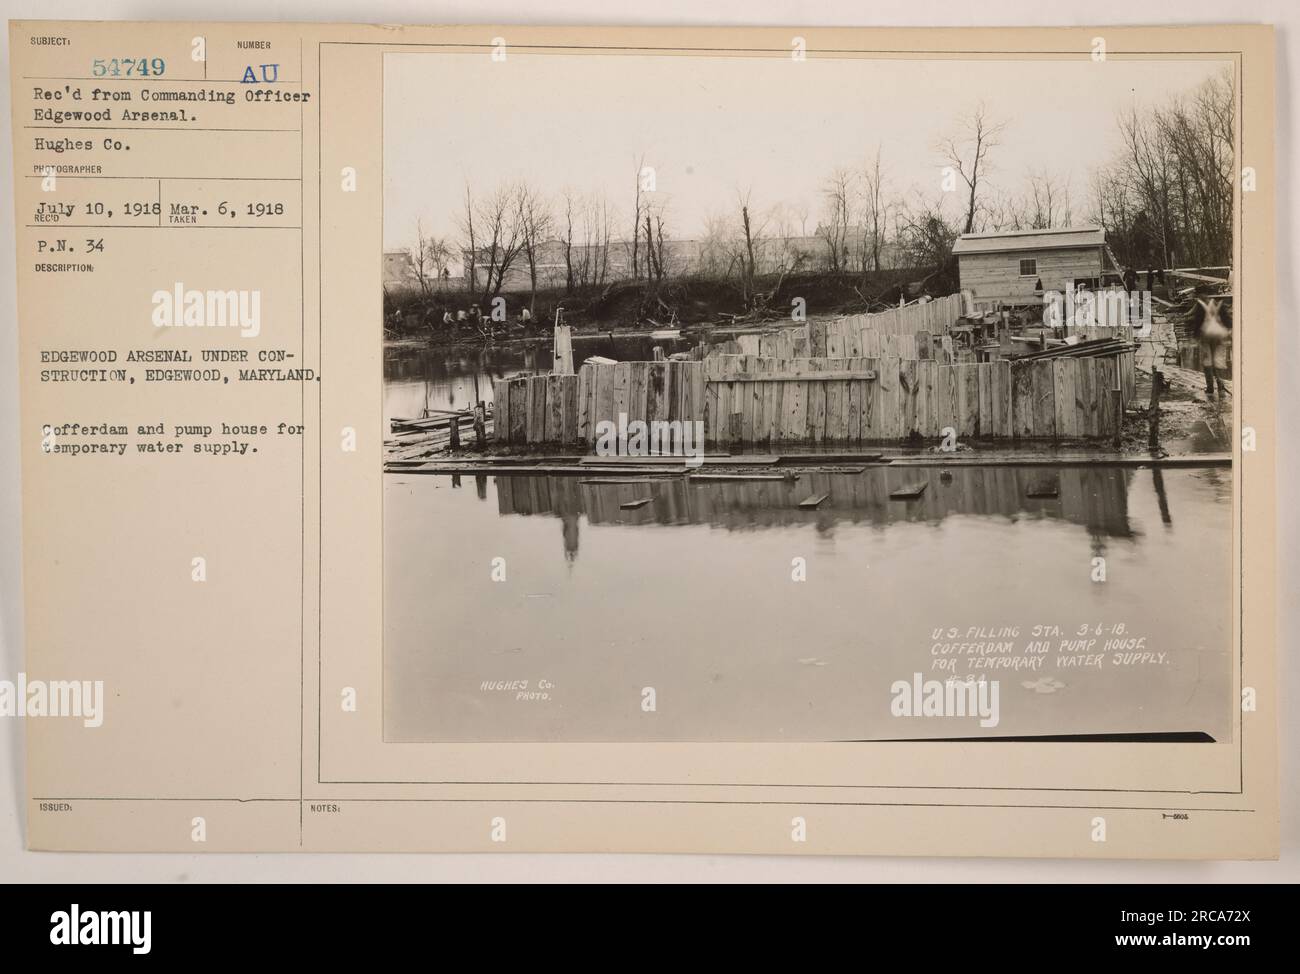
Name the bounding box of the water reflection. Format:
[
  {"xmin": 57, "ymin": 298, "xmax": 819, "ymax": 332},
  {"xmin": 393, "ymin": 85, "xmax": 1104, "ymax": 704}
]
[
  {"xmin": 492, "ymin": 466, "xmax": 1137, "ymax": 563},
  {"xmin": 385, "ymin": 463, "xmax": 1231, "ymax": 743}
]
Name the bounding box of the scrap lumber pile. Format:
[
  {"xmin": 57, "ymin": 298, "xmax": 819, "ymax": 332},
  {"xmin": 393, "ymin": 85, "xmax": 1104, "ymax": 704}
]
[
  {"xmin": 387, "ymin": 408, "xmax": 493, "ymax": 460},
  {"xmin": 1010, "ymin": 338, "xmax": 1134, "ymax": 363}
]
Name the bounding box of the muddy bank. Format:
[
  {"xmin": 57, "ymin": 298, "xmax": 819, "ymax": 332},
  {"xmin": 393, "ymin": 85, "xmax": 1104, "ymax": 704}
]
[
  {"xmin": 383, "ymin": 268, "xmax": 931, "ymax": 345},
  {"xmin": 1125, "ymin": 362, "xmax": 1233, "ymax": 455}
]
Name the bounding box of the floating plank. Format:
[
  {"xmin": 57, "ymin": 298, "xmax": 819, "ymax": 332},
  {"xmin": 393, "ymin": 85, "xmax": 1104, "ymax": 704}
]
[
  {"xmin": 620, "ymin": 497, "xmax": 654, "ymax": 510},
  {"xmin": 579, "ymin": 478, "xmax": 674, "ymax": 485},
  {"xmin": 889, "ymin": 481, "xmax": 928, "ymax": 499},
  {"xmin": 774, "ymin": 452, "xmax": 883, "ymax": 464},
  {"xmin": 798, "ymin": 493, "xmax": 829, "ymax": 508},
  {"xmin": 579, "ymin": 454, "xmax": 776, "ymax": 466},
  {"xmin": 885, "ymin": 453, "xmax": 1230, "ymax": 468},
  {"xmin": 689, "ymin": 473, "xmax": 790, "ymax": 482},
  {"xmin": 391, "ymin": 463, "xmax": 688, "ymax": 476},
  {"xmin": 390, "ymin": 413, "xmax": 475, "ymax": 434}
]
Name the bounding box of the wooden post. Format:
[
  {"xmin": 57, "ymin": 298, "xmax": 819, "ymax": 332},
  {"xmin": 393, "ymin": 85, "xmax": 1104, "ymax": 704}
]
[
  {"xmin": 448, "ymin": 413, "xmax": 461, "ymax": 450},
  {"xmin": 652, "ymin": 346, "xmax": 665, "ymax": 362},
  {"xmin": 1147, "ymin": 368, "xmax": 1162, "ymax": 451},
  {"xmin": 1110, "ymin": 364, "xmax": 1124, "ymax": 449},
  {"xmin": 553, "ymin": 322, "xmax": 574, "ymax": 375},
  {"xmin": 473, "ymin": 402, "xmax": 486, "ymax": 449}
]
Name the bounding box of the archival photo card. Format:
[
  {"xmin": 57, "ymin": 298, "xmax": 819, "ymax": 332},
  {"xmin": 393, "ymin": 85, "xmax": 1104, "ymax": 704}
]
[{"xmin": 9, "ymin": 21, "xmax": 1277, "ymax": 857}]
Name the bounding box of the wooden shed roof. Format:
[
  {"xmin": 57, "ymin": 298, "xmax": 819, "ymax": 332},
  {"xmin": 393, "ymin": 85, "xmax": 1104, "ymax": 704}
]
[{"xmin": 952, "ymin": 226, "xmax": 1105, "ymax": 256}]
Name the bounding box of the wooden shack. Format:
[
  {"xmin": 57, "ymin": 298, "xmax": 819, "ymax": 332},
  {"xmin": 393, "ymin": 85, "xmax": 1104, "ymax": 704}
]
[{"xmin": 953, "ymin": 227, "xmax": 1119, "ymax": 306}]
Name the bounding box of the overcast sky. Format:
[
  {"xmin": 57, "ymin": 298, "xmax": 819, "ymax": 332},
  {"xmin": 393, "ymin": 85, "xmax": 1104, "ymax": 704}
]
[{"xmin": 383, "ymin": 52, "xmax": 1229, "ymax": 252}]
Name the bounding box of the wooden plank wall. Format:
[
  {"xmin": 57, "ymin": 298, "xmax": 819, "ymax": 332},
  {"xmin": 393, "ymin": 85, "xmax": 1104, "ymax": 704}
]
[
  {"xmin": 735, "ymin": 327, "xmax": 810, "ymax": 359},
  {"xmin": 959, "ymin": 249, "xmax": 1101, "ymax": 302},
  {"xmin": 492, "ymin": 374, "xmax": 583, "ymax": 446},
  {"xmin": 570, "ymin": 361, "xmax": 708, "ymax": 449},
  {"xmin": 733, "ymin": 328, "xmax": 954, "ymax": 362},
  {"xmin": 495, "ymin": 352, "xmax": 1134, "ymax": 447},
  {"xmin": 704, "ymin": 351, "xmax": 1133, "ymax": 446},
  {"xmin": 704, "ymin": 358, "xmax": 1007, "ymax": 446},
  {"xmin": 815, "ymin": 293, "xmax": 964, "ymax": 352}
]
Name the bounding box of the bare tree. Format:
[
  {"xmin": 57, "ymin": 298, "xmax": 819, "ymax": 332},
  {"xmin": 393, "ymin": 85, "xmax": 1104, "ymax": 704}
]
[
  {"xmin": 764, "ymin": 202, "xmax": 808, "ymax": 277},
  {"xmin": 412, "ymin": 220, "xmax": 450, "ymax": 298},
  {"xmin": 560, "ymin": 188, "xmax": 577, "ymax": 294},
  {"xmin": 583, "ymin": 193, "xmax": 615, "ymax": 287},
  {"xmin": 517, "ymin": 183, "xmax": 554, "ymax": 315},
  {"xmin": 728, "ymin": 189, "xmax": 779, "ymax": 310},
  {"xmin": 457, "ymin": 183, "xmax": 477, "ymax": 293},
  {"xmin": 472, "ymin": 183, "xmax": 527, "ymax": 307},
  {"xmin": 982, "ymin": 188, "xmax": 1028, "ymax": 233},
  {"xmin": 698, "ymin": 209, "xmax": 739, "ymax": 278},
  {"xmin": 630, "ymin": 154, "xmax": 646, "ymax": 281},
  {"xmin": 791, "ymin": 200, "xmax": 810, "ymax": 238},
  {"xmin": 1025, "ymin": 169, "xmax": 1072, "ymax": 229},
  {"xmin": 939, "ymin": 103, "xmax": 1006, "ymax": 235},
  {"xmin": 893, "ymin": 191, "xmax": 958, "ymax": 270},
  {"xmin": 819, "ymin": 167, "xmax": 855, "ymax": 272},
  {"xmin": 861, "ymin": 145, "xmax": 886, "ymax": 272}
]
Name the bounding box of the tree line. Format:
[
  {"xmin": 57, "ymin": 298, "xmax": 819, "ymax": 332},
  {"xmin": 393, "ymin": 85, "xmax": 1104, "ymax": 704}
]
[{"xmin": 399, "ymin": 70, "xmax": 1235, "ymax": 314}]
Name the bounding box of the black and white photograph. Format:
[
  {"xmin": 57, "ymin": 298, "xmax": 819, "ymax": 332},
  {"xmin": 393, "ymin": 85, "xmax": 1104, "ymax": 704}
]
[
  {"xmin": 1, "ymin": 6, "xmax": 1288, "ymax": 897},
  {"xmin": 381, "ymin": 50, "xmax": 1236, "ymax": 744}
]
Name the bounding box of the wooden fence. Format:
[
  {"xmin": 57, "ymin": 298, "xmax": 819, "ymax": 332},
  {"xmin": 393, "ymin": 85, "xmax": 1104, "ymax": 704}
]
[
  {"xmin": 723, "ymin": 294, "xmax": 965, "ymax": 360},
  {"xmin": 814, "ymin": 293, "xmax": 965, "ymax": 351},
  {"xmin": 734, "ymin": 327, "xmax": 810, "ymax": 359},
  {"xmin": 494, "ymin": 352, "xmax": 1135, "ymax": 447},
  {"xmin": 731, "ymin": 332, "xmax": 953, "ymax": 362},
  {"xmin": 703, "ymin": 355, "xmax": 1131, "ymax": 446},
  {"xmin": 492, "ymin": 373, "xmax": 583, "ymax": 447},
  {"xmin": 495, "ymin": 362, "xmax": 705, "ymax": 448}
]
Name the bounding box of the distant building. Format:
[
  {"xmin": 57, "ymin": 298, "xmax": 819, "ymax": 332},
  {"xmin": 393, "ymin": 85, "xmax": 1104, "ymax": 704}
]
[
  {"xmin": 383, "ymin": 249, "xmax": 421, "ymax": 290},
  {"xmin": 952, "ymin": 226, "xmax": 1120, "ymax": 304},
  {"xmin": 385, "ymin": 247, "xmax": 460, "ymax": 293}
]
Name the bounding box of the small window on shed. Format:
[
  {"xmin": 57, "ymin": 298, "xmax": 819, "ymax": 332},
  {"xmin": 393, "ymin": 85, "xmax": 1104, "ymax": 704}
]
[{"xmin": 1018, "ymin": 258, "xmax": 1037, "ymax": 277}]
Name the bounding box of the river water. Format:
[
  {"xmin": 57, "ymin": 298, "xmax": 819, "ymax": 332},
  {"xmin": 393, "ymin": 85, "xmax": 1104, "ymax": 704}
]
[{"xmin": 383, "ymin": 462, "xmax": 1231, "ymax": 743}]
